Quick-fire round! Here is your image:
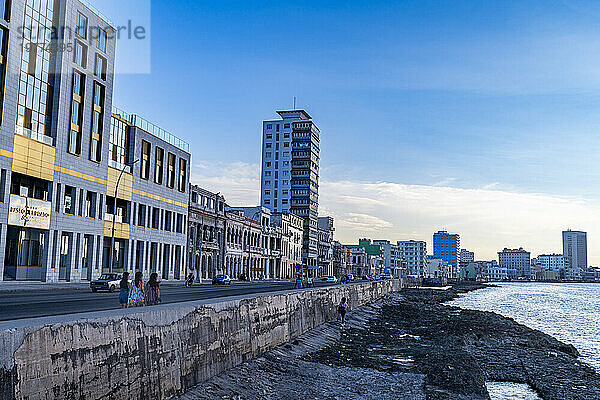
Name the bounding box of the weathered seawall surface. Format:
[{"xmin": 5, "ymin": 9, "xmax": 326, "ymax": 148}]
[{"xmin": 0, "ymin": 280, "xmax": 400, "ymax": 400}]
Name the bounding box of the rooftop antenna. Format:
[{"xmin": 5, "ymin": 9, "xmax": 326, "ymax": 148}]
[{"xmin": 293, "ymin": 96, "xmax": 297, "ymax": 109}]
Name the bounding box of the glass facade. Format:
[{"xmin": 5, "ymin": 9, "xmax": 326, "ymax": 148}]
[
  {"xmin": 109, "ymin": 115, "xmax": 129, "ymax": 168},
  {"xmin": 89, "ymin": 82, "xmax": 104, "ymax": 162},
  {"xmin": 0, "ymin": 27, "xmax": 7, "ymax": 126},
  {"xmin": 68, "ymin": 71, "xmax": 85, "ymax": 155},
  {"xmin": 17, "ymin": 0, "xmax": 55, "ymax": 141}
]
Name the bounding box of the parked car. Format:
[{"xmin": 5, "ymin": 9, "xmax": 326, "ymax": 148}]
[
  {"xmin": 321, "ymin": 276, "xmax": 338, "ymax": 283},
  {"xmin": 347, "ymin": 274, "xmax": 355, "ymax": 281},
  {"xmin": 212, "ymin": 275, "xmax": 232, "ymax": 285},
  {"xmin": 90, "ymin": 273, "xmax": 121, "ymax": 293},
  {"xmin": 381, "ymin": 274, "xmax": 393, "ymax": 280}
]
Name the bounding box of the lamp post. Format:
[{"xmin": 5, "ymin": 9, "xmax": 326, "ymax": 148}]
[{"xmin": 109, "ymin": 159, "xmax": 139, "ymax": 274}]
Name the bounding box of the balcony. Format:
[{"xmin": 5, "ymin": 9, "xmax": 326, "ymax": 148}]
[
  {"xmin": 16, "ymin": 126, "xmax": 54, "ymax": 146},
  {"xmin": 108, "ymin": 159, "xmax": 131, "ymax": 173}
]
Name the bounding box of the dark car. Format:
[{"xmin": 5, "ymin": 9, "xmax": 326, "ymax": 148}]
[
  {"xmin": 90, "ymin": 273, "xmax": 121, "ymax": 293},
  {"xmin": 212, "ymin": 275, "xmax": 232, "ymax": 285}
]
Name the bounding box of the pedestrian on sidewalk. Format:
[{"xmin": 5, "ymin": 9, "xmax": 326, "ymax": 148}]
[
  {"xmin": 119, "ymin": 272, "xmax": 130, "ymax": 308},
  {"xmin": 128, "ymin": 272, "xmax": 145, "ymax": 307},
  {"xmin": 338, "ymin": 297, "xmax": 349, "ymax": 325},
  {"xmin": 144, "ymin": 272, "xmax": 161, "ymax": 306}
]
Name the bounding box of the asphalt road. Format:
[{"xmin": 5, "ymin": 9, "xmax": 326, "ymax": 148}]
[{"xmin": 0, "ymin": 281, "xmax": 337, "ymax": 322}]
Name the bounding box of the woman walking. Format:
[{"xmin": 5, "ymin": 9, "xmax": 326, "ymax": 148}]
[
  {"xmin": 119, "ymin": 272, "xmax": 130, "ymax": 308},
  {"xmin": 128, "ymin": 272, "xmax": 145, "ymax": 307},
  {"xmin": 144, "ymin": 272, "xmax": 161, "ymax": 306}
]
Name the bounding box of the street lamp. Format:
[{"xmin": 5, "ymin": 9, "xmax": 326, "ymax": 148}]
[{"xmin": 109, "ymin": 159, "xmax": 139, "ymax": 274}]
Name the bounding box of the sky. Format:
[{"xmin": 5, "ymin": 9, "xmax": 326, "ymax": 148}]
[{"xmin": 94, "ymin": 0, "xmax": 600, "ymax": 264}]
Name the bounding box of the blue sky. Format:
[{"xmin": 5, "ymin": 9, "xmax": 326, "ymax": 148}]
[{"xmin": 95, "ymin": 0, "xmax": 600, "ymax": 263}]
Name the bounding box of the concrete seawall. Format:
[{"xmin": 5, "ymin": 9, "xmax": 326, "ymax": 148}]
[{"xmin": 0, "ymin": 280, "xmax": 400, "ymax": 400}]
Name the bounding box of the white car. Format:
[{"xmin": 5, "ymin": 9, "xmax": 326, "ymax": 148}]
[
  {"xmin": 321, "ymin": 276, "xmax": 338, "ymax": 283},
  {"xmin": 90, "ymin": 273, "xmax": 122, "ymax": 292}
]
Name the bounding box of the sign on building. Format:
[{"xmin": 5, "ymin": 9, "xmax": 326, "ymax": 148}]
[{"xmin": 8, "ymin": 194, "xmax": 52, "ymax": 230}]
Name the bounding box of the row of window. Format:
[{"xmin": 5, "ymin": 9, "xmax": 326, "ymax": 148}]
[
  {"xmin": 265, "ymin": 142, "xmax": 290, "ymax": 149},
  {"xmin": 263, "ymin": 180, "xmax": 289, "ymax": 187},
  {"xmin": 140, "ymin": 140, "xmax": 187, "ymax": 192},
  {"xmin": 265, "ymin": 123, "xmax": 290, "ymax": 131},
  {"xmin": 264, "ymin": 151, "xmax": 290, "ymax": 159},
  {"xmin": 76, "ymin": 11, "xmax": 108, "ymax": 54},
  {"xmin": 134, "ymin": 202, "xmax": 186, "ymax": 234},
  {"xmin": 265, "ymin": 132, "xmax": 290, "ymax": 140},
  {"xmin": 55, "ymin": 183, "xmax": 104, "ymax": 219}
]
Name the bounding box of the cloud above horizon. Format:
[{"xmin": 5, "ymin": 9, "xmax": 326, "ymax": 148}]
[{"xmin": 191, "ymin": 161, "xmax": 600, "ymax": 265}]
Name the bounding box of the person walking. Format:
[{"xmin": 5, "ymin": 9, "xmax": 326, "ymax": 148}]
[
  {"xmin": 337, "ymin": 297, "xmax": 349, "ymax": 325},
  {"xmin": 144, "ymin": 272, "xmax": 161, "ymax": 306},
  {"xmin": 119, "ymin": 272, "xmax": 130, "ymax": 308},
  {"xmin": 128, "ymin": 272, "xmax": 145, "ymax": 307}
]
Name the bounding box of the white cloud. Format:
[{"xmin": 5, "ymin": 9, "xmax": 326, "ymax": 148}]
[{"xmin": 190, "ymin": 161, "xmax": 600, "ymax": 265}]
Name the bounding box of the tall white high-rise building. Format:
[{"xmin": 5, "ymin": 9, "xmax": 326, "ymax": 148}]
[
  {"xmin": 562, "ymin": 230, "xmax": 587, "ymax": 280},
  {"xmin": 260, "ymin": 110, "xmax": 321, "ymax": 266},
  {"xmin": 397, "ymin": 240, "xmax": 427, "ymax": 277}
]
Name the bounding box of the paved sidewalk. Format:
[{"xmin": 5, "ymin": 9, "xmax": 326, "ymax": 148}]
[{"xmin": 0, "ymin": 278, "xmax": 295, "ymax": 292}]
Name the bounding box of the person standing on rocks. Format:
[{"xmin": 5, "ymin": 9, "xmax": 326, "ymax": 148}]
[{"xmin": 338, "ymin": 297, "xmax": 349, "ymax": 325}]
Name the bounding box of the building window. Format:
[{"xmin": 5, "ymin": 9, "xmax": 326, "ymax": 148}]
[
  {"xmin": 109, "ymin": 116, "xmax": 130, "ymax": 167},
  {"xmin": 152, "ymin": 208, "xmax": 160, "ymax": 229},
  {"xmin": 176, "ymin": 214, "xmax": 183, "ymax": 233},
  {"xmin": 137, "ymin": 204, "xmax": 146, "ymax": 227},
  {"xmin": 89, "ymin": 82, "xmax": 104, "ymax": 162},
  {"xmin": 284, "ymin": 124, "xmax": 290, "ymax": 129},
  {"xmin": 264, "ymin": 190, "xmax": 270, "ymax": 195},
  {"xmin": 0, "ymin": 0, "xmax": 10, "ymax": 21},
  {"xmin": 64, "ymin": 186, "xmax": 75, "ymax": 214},
  {"xmin": 266, "ymin": 124, "xmax": 272, "ymax": 129},
  {"xmin": 154, "ymin": 147, "xmax": 164, "ymax": 185},
  {"xmin": 266, "ymin": 134, "xmax": 272, "ymax": 139},
  {"xmin": 85, "ymin": 191, "xmax": 96, "ymax": 218},
  {"xmin": 167, "ymin": 152, "xmax": 176, "ymax": 188},
  {"xmin": 141, "ymin": 141, "xmax": 150, "ymax": 179},
  {"xmin": 0, "ymin": 27, "xmax": 7, "ymax": 125},
  {"xmin": 76, "ymin": 12, "xmax": 88, "ymax": 39},
  {"xmin": 265, "ymin": 199, "xmax": 270, "ymax": 204},
  {"xmin": 164, "ymin": 211, "xmax": 172, "ymax": 231},
  {"xmin": 68, "ymin": 71, "xmax": 85, "ymax": 155},
  {"xmin": 74, "ymin": 40, "xmax": 87, "ymax": 68},
  {"xmin": 265, "ymin": 171, "xmax": 271, "ymax": 177},
  {"xmin": 178, "ymin": 158, "xmax": 187, "ymax": 192},
  {"xmin": 266, "ymin": 143, "xmax": 272, "ymax": 149},
  {"xmin": 94, "ymin": 54, "xmax": 107, "ymax": 80},
  {"xmin": 96, "ymin": 28, "xmax": 107, "ymax": 52},
  {"xmin": 265, "ymin": 152, "xmax": 272, "ymax": 158},
  {"xmin": 284, "ymin": 142, "xmax": 290, "ymax": 147}
]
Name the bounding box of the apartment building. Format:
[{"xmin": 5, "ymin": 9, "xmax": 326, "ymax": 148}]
[
  {"xmin": 433, "ymin": 231, "xmax": 460, "ymax": 278},
  {"xmin": 397, "ymin": 240, "xmax": 427, "ymax": 277},
  {"xmin": 260, "ymin": 110, "xmax": 320, "ymax": 267},
  {"xmin": 498, "ymin": 248, "xmax": 531, "ymax": 279},
  {"xmin": 562, "ymin": 230, "xmax": 587, "ymax": 280}
]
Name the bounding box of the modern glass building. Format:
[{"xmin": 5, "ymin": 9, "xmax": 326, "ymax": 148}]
[{"xmin": 0, "ymin": 0, "xmax": 190, "ymax": 282}]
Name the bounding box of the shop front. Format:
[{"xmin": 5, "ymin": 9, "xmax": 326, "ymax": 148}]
[{"xmin": 3, "ymin": 194, "xmax": 51, "ymax": 281}]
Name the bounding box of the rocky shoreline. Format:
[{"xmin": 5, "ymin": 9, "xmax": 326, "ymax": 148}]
[{"xmin": 181, "ymin": 283, "xmax": 600, "ymax": 399}]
